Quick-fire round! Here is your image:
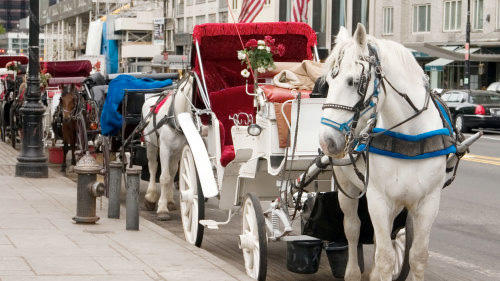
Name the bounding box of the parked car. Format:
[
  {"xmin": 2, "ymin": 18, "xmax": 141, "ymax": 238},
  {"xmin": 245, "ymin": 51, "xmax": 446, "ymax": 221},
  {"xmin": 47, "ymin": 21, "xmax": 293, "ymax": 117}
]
[
  {"xmin": 441, "ymin": 90, "xmax": 500, "ymax": 133},
  {"xmin": 486, "ymin": 82, "xmax": 500, "ymax": 93}
]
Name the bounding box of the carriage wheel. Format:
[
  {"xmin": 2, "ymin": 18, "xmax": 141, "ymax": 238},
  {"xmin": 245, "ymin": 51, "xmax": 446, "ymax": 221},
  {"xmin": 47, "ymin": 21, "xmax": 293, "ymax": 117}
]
[
  {"xmin": 75, "ymin": 113, "xmax": 88, "ymax": 156},
  {"xmin": 0, "ymin": 107, "xmax": 5, "ymax": 142},
  {"xmin": 179, "ymin": 144, "xmax": 205, "ymax": 247},
  {"xmin": 239, "ymin": 192, "xmax": 267, "ymax": 281},
  {"xmin": 391, "ymin": 214, "xmax": 413, "ymax": 281},
  {"xmin": 9, "ymin": 106, "xmax": 16, "ymax": 149}
]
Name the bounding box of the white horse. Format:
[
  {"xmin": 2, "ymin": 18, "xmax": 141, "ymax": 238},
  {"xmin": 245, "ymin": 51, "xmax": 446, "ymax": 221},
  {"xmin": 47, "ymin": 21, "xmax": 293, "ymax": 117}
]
[
  {"xmin": 142, "ymin": 75, "xmax": 193, "ymax": 220},
  {"xmin": 319, "ymin": 24, "xmax": 448, "ymax": 281}
]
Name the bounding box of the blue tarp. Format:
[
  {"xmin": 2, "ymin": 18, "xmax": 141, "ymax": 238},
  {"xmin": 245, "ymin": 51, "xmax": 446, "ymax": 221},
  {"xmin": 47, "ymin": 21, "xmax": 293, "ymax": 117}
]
[{"xmin": 100, "ymin": 75, "xmax": 173, "ymax": 136}]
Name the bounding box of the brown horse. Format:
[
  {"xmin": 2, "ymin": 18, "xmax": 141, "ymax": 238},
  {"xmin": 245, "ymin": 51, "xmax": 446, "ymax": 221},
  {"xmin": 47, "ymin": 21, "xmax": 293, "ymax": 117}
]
[{"xmin": 53, "ymin": 84, "xmax": 79, "ymax": 172}]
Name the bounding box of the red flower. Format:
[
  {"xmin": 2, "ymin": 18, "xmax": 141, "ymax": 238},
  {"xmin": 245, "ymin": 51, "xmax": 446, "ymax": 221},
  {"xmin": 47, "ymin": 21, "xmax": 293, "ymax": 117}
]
[
  {"xmin": 277, "ymin": 44, "xmax": 285, "ymax": 56},
  {"xmin": 245, "ymin": 39, "xmax": 258, "ymax": 48},
  {"xmin": 264, "ymin": 35, "xmax": 275, "ymax": 46}
]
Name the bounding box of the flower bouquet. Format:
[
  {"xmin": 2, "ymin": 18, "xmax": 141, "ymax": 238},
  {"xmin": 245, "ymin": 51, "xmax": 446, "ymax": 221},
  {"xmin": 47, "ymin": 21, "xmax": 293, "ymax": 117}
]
[
  {"xmin": 238, "ymin": 36, "xmax": 285, "ymax": 89},
  {"xmin": 5, "ymin": 61, "xmax": 21, "ymax": 73}
]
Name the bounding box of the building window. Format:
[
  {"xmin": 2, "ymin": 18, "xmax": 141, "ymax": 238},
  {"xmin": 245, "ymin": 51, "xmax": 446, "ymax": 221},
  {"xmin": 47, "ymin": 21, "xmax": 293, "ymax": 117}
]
[
  {"xmin": 196, "ymin": 15, "xmax": 205, "ymax": 26},
  {"xmin": 177, "ymin": 18, "xmax": 184, "ymax": 33},
  {"xmin": 413, "ymin": 4, "xmax": 431, "ymax": 33},
  {"xmin": 232, "ymin": 0, "xmax": 238, "ymax": 9},
  {"xmin": 208, "ymin": 14, "xmax": 216, "ymax": 23},
  {"xmin": 383, "ymin": 7, "xmax": 393, "ymax": 34},
  {"xmin": 186, "ymin": 0, "xmax": 193, "ymax": 6},
  {"xmin": 265, "ymin": 0, "xmax": 271, "ymax": 5},
  {"xmin": 473, "ymin": 0, "xmax": 483, "ymax": 29},
  {"xmin": 219, "ymin": 12, "xmax": 228, "ymax": 23},
  {"xmin": 444, "ymin": 1, "xmax": 462, "ymax": 31}
]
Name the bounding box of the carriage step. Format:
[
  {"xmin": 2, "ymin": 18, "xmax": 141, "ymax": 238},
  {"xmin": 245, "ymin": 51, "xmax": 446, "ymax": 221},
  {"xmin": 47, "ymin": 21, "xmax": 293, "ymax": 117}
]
[
  {"xmin": 280, "ymin": 235, "xmax": 321, "ymax": 242},
  {"xmin": 199, "ymin": 220, "xmax": 220, "ymax": 229}
]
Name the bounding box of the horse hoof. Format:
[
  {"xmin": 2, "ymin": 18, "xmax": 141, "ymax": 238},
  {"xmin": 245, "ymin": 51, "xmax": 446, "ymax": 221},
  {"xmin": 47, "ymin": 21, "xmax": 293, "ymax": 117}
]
[
  {"xmin": 144, "ymin": 200, "xmax": 156, "ymax": 211},
  {"xmin": 167, "ymin": 202, "xmax": 177, "ymax": 211},
  {"xmin": 157, "ymin": 213, "xmax": 171, "ymax": 221}
]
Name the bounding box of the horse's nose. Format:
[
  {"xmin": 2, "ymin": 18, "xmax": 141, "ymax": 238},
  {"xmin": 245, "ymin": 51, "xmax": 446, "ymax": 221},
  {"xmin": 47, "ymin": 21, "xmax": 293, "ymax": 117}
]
[{"xmin": 319, "ymin": 130, "xmax": 345, "ymax": 158}]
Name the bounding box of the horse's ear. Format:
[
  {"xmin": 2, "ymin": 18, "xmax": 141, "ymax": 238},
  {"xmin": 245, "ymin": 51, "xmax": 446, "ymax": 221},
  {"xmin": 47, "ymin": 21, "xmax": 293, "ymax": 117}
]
[
  {"xmin": 70, "ymin": 83, "xmax": 76, "ymax": 92},
  {"xmin": 335, "ymin": 26, "xmax": 350, "ymax": 44},
  {"xmin": 353, "ymin": 23, "xmax": 367, "ymax": 48}
]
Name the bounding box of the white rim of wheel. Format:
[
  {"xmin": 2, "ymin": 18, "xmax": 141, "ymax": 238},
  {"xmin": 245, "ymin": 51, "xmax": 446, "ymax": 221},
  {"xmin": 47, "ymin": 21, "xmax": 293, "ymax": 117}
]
[
  {"xmin": 456, "ymin": 116, "xmax": 463, "ymax": 131},
  {"xmin": 240, "ymin": 196, "xmax": 260, "ymax": 279},
  {"xmin": 179, "ymin": 145, "xmax": 199, "ymax": 245},
  {"xmin": 392, "ymin": 229, "xmax": 406, "ymax": 278}
]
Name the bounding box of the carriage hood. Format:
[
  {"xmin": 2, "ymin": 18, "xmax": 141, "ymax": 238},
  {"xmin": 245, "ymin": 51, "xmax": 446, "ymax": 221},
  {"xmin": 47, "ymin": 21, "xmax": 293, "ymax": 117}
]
[
  {"xmin": 191, "ymin": 22, "xmax": 317, "ymax": 93},
  {"xmin": 42, "ymin": 60, "xmax": 92, "ymax": 78},
  {"xmin": 0, "ymin": 56, "xmax": 28, "ymax": 68}
]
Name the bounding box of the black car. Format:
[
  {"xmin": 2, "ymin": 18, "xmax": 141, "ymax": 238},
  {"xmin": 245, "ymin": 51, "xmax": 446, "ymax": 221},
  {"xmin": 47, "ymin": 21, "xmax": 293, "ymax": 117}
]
[{"xmin": 441, "ymin": 90, "xmax": 500, "ymax": 133}]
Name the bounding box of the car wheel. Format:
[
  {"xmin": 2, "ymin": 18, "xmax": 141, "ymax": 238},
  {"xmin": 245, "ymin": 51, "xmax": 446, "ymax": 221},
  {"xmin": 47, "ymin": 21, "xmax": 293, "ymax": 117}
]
[{"xmin": 454, "ymin": 114, "xmax": 470, "ymax": 133}]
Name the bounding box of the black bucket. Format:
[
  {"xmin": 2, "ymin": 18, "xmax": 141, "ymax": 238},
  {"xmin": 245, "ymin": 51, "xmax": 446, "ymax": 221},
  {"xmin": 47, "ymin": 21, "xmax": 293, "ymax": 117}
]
[
  {"xmin": 325, "ymin": 242, "xmax": 364, "ymax": 278},
  {"xmin": 286, "ymin": 240, "xmax": 323, "ymax": 274}
]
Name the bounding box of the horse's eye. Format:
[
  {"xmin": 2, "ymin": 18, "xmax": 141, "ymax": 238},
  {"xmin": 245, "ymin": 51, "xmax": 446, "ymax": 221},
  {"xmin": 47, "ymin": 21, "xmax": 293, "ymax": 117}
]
[{"xmin": 347, "ymin": 78, "xmax": 354, "ymax": 87}]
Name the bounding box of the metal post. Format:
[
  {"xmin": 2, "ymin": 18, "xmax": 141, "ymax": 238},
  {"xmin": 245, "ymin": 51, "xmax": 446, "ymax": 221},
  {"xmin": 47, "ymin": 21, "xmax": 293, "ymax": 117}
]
[
  {"xmin": 126, "ymin": 165, "xmax": 142, "ymax": 230},
  {"xmin": 73, "ymin": 153, "xmax": 105, "ymax": 223},
  {"xmin": 464, "ymin": 0, "xmax": 471, "ymax": 90},
  {"xmin": 107, "ymin": 161, "xmax": 123, "ymax": 219},
  {"xmin": 163, "ymin": 0, "xmax": 167, "ymax": 55},
  {"xmin": 15, "ymin": 0, "xmax": 48, "ymax": 178}
]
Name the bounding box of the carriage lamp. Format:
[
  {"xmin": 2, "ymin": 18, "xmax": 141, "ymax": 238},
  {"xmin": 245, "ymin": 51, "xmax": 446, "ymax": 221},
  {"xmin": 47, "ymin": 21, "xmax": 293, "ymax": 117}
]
[
  {"xmin": 247, "ymin": 123, "xmax": 262, "ymax": 136},
  {"xmin": 90, "ymin": 122, "xmax": 98, "ymax": 130}
]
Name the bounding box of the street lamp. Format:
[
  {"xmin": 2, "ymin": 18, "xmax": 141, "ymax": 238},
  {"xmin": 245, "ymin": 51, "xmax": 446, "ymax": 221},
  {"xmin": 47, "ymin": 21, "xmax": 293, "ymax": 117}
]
[
  {"xmin": 15, "ymin": 0, "xmax": 48, "ymax": 178},
  {"xmin": 464, "ymin": 0, "xmax": 471, "ymax": 90}
]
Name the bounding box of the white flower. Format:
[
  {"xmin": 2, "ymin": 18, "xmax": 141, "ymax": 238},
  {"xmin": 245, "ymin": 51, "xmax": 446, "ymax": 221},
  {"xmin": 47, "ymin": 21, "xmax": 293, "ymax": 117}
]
[
  {"xmin": 237, "ymin": 51, "xmax": 246, "ymax": 60},
  {"xmin": 241, "ymin": 69, "xmax": 250, "ymax": 78},
  {"xmin": 258, "ymin": 45, "xmax": 265, "ymax": 50},
  {"xmin": 257, "ymin": 66, "xmax": 266, "ymax": 73},
  {"xmin": 257, "ymin": 40, "xmax": 265, "ymax": 45},
  {"xmin": 267, "ymin": 66, "xmax": 275, "ymax": 71},
  {"xmin": 266, "ymin": 46, "xmax": 271, "ymax": 52}
]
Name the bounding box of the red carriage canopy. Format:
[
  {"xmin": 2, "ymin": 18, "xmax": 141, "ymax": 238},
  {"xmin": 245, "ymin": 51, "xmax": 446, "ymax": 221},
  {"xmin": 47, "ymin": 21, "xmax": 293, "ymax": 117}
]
[
  {"xmin": 48, "ymin": 77, "xmax": 86, "ymax": 87},
  {"xmin": 192, "ymin": 22, "xmax": 317, "ymax": 93},
  {"xmin": 42, "ymin": 60, "xmax": 92, "ymax": 78},
  {"xmin": 0, "ymin": 56, "xmax": 29, "ymax": 68}
]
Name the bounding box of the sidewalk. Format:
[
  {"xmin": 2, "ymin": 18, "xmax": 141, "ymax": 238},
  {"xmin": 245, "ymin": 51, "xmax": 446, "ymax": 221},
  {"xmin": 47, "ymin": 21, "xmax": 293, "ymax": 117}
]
[{"xmin": 0, "ymin": 142, "xmax": 251, "ymax": 281}]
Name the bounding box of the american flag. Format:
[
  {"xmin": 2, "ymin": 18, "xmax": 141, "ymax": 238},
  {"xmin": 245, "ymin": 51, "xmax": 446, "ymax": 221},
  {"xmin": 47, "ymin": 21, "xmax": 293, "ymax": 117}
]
[
  {"xmin": 291, "ymin": 0, "xmax": 311, "ymax": 22},
  {"xmin": 238, "ymin": 0, "xmax": 265, "ymax": 23}
]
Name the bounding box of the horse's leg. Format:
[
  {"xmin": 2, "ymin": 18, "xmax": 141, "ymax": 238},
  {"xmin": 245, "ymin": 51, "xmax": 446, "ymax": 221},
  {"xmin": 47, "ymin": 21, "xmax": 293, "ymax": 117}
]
[
  {"xmin": 338, "ymin": 189, "xmax": 361, "ymax": 281},
  {"xmin": 367, "ymin": 188, "xmax": 394, "ymax": 281},
  {"xmin": 165, "ymin": 153, "xmax": 180, "ymax": 211},
  {"xmin": 61, "ymin": 142, "xmax": 68, "ymax": 172},
  {"xmin": 144, "ymin": 140, "xmax": 159, "ymax": 211},
  {"xmin": 408, "ymin": 189, "xmax": 441, "ymax": 281},
  {"xmin": 156, "ymin": 142, "xmax": 173, "ymax": 221},
  {"xmin": 70, "ymin": 141, "xmax": 76, "ymax": 166}
]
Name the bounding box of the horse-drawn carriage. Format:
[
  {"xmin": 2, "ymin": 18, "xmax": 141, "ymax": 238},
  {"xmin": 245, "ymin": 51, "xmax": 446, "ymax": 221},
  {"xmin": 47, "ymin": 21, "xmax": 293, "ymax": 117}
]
[
  {"xmin": 96, "ymin": 22, "xmax": 480, "ymax": 281},
  {"xmin": 0, "ymin": 55, "xmax": 28, "ymax": 147}
]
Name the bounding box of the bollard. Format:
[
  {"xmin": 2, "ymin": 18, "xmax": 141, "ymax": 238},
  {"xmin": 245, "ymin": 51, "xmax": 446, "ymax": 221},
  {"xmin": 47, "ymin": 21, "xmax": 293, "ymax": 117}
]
[
  {"xmin": 108, "ymin": 161, "xmax": 123, "ymax": 219},
  {"xmin": 126, "ymin": 165, "xmax": 142, "ymax": 230},
  {"xmin": 73, "ymin": 152, "xmax": 105, "ymax": 223}
]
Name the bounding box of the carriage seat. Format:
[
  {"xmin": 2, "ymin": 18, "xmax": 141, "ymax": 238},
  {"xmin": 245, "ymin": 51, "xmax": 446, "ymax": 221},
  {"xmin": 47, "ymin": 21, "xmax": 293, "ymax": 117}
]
[
  {"xmin": 209, "ymin": 85, "xmax": 255, "ymax": 167},
  {"xmin": 259, "ymin": 84, "xmax": 312, "ymax": 148}
]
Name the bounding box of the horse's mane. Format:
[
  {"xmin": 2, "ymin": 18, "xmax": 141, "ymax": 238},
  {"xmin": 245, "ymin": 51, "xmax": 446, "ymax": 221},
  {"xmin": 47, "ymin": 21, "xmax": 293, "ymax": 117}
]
[{"xmin": 321, "ymin": 35, "xmax": 428, "ymax": 90}]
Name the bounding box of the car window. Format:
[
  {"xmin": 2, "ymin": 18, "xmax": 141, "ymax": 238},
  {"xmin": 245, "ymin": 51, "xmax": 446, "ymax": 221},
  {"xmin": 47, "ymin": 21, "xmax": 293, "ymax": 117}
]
[
  {"xmin": 443, "ymin": 92, "xmax": 462, "ymax": 102},
  {"xmin": 470, "ymin": 94, "xmax": 500, "ymax": 104}
]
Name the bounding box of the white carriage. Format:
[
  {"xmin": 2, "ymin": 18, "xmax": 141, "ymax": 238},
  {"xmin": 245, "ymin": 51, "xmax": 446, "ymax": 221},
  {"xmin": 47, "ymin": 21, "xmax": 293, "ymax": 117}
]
[{"xmin": 174, "ymin": 23, "xmax": 413, "ymax": 280}]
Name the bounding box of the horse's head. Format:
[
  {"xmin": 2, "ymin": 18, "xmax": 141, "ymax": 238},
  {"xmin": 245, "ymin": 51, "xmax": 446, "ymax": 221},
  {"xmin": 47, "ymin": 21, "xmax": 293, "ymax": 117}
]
[
  {"xmin": 60, "ymin": 84, "xmax": 77, "ymax": 122},
  {"xmin": 319, "ymin": 24, "xmax": 379, "ymax": 158}
]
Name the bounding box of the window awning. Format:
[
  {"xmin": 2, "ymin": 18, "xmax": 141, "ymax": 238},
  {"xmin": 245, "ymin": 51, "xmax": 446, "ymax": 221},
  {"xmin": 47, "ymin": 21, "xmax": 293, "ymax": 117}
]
[
  {"xmin": 405, "ymin": 42, "xmax": 500, "ymax": 62},
  {"xmin": 424, "ymin": 47, "xmax": 479, "ymax": 72}
]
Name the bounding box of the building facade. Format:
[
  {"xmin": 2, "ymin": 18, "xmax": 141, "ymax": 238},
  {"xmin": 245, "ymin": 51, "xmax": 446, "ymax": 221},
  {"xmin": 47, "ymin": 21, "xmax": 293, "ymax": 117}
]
[
  {"xmin": 0, "ymin": 0, "xmax": 29, "ymax": 32},
  {"xmin": 371, "ymin": 0, "xmax": 500, "ymax": 90}
]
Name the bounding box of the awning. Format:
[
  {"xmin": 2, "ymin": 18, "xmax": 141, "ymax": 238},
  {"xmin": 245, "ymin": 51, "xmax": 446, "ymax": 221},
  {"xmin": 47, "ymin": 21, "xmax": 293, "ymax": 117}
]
[
  {"xmin": 406, "ymin": 42, "xmax": 500, "ymax": 62},
  {"xmin": 424, "ymin": 47, "xmax": 479, "ymax": 72}
]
